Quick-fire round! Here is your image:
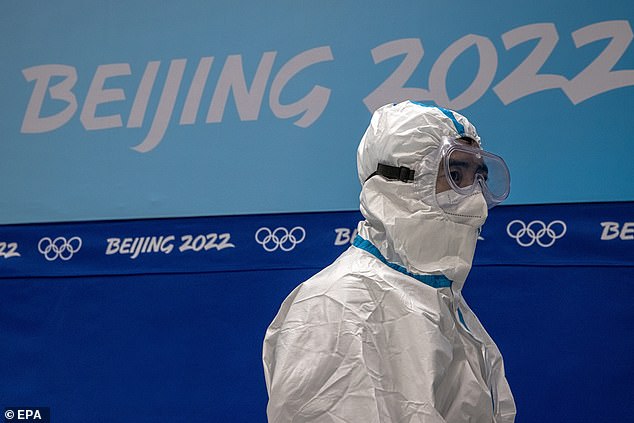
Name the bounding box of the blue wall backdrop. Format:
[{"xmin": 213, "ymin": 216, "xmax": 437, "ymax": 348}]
[
  {"xmin": 1, "ymin": 1, "xmax": 633, "ymax": 224},
  {"xmin": 1, "ymin": 204, "xmax": 633, "ymax": 422}
]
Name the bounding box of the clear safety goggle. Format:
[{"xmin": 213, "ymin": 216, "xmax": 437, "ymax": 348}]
[{"xmin": 437, "ymin": 136, "xmax": 510, "ymax": 208}]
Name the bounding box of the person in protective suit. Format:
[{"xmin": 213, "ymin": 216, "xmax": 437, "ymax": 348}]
[{"xmin": 263, "ymin": 101, "xmax": 516, "ymax": 422}]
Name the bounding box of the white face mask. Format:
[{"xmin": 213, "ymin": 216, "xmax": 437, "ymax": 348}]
[{"xmin": 436, "ymin": 189, "xmax": 488, "ymax": 228}]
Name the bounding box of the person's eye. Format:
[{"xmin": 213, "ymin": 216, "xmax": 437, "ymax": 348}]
[{"xmin": 450, "ymin": 170, "xmax": 461, "ymax": 184}]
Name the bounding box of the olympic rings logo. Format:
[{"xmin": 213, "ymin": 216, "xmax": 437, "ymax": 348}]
[
  {"xmin": 506, "ymin": 220, "xmax": 567, "ymax": 248},
  {"xmin": 255, "ymin": 226, "xmax": 306, "ymax": 252},
  {"xmin": 38, "ymin": 236, "xmax": 83, "ymax": 261}
]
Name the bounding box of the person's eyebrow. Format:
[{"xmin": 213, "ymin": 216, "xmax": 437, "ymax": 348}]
[{"xmin": 450, "ymin": 159, "xmax": 488, "ymax": 174}]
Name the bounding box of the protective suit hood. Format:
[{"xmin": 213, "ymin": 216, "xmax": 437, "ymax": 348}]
[
  {"xmin": 263, "ymin": 100, "xmax": 516, "ymax": 422},
  {"xmin": 356, "ymin": 101, "xmax": 486, "ymax": 290}
]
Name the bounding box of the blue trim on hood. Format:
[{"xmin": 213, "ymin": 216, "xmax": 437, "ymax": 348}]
[
  {"xmin": 352, "ymin": 235, "xmax": 453, "ymax": 288},
  {"xmin": 410, "ymin": 101, "xmax": 465, "ymax": 136}
]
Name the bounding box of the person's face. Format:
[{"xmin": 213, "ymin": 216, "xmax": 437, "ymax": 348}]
[{"xmin": 435, "ymin": 138, "xmax": 487, "ymax": 194}]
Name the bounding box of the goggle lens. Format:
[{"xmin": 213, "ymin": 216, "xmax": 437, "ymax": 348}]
[{"xmin": 444, "ymin": 146, "xmax": 510, "ymax": 206}]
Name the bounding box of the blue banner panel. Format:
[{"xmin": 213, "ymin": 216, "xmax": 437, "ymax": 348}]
[
  {"xmin": 475, "ymin": 201, "xmax": 634, "ymax": 266},
  {"xmin": 1, "ymin": 2, "xmax": 633, "ymax": 223},
  {"xmin": 1, "ymin": 202, "xmax": 632, "ymax": 277},
  {"xmin": 1, "ymin": 202, "xmax": 633, "ymax": 422},
  {"xmin": 0, "ymin": 211, "xmax": 360, "ymax": 278}
]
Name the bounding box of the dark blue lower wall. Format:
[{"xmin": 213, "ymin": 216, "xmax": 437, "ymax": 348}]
[{"xmin": 1, "ymin": 202, "xmax": 632, "ymax": 422}]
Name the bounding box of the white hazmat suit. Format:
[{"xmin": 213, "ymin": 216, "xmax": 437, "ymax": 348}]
[{"xmin": 263, "ymin": 101, "xmax": 516, "ymax": 422}]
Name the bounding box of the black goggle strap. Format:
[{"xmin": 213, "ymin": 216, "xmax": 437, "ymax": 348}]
[{"xmin": 365, "ymin": 163, "xmax": 415, "ymax": 183}]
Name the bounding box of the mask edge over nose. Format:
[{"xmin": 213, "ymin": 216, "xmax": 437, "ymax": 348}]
[{"xmin": 435, "ymin": 190, "xmax": 489, "ymax": 228}]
